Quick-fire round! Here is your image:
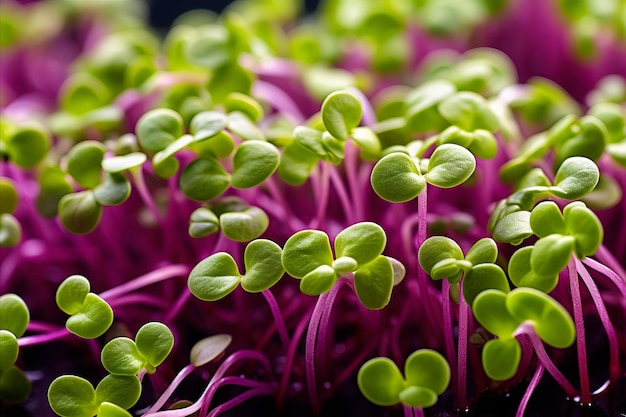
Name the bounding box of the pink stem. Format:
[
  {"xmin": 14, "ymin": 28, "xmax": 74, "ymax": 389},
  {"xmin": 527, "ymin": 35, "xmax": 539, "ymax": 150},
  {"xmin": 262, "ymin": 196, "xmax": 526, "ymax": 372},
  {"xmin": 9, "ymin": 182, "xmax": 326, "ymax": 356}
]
[
  {"xmin": 277, "ymin": 309, "xmax": 311, "ymax": 410},
  {"xmin": 99, "ymin": 264, "xmax": 189, "ymax": 300},
  {"xmin": 206, "ymin": 385, "xmax": 274, "ymax": 417},
  {"xmin": 515, "ymin": 363, "xmax": 544, "ymax": 417},
  {"xmin": 261, "ymin": 289, "xmax": 290, "ymax": 348},
  {"xmin": 131, "ymin": 166, "xmax": 164, "ymax": 223},
  {"xmin": 329, "ymin": 167, "xmax": 356, "ymax": 224},
  {"xmin": 18, "ymin": 328, "xmax": 70, "ymax": 347},
  {"xmin": 582, "ymin": 257, "xmax": 626, "ymax": 297},
  {"xmin": 568, "ymin": 257, "xmax": 590, "ymax": 404},
  {"xmin": 311, "ymin": 162, "xmax": 331, "ymax": 230},
  {"xmin": 442, "ymin": 280, "xmax": 458, "ymax": 399},
  {"xmin": 142, "ymin": 364, "xmax": 196, "ymax": 415},
  {"xmin": 457, "ymin": 291, "xmax": 469, "ymax": 411},
  {"xmin": 305, "ymin": 291, "xmax": 330, "ymax": 415}
]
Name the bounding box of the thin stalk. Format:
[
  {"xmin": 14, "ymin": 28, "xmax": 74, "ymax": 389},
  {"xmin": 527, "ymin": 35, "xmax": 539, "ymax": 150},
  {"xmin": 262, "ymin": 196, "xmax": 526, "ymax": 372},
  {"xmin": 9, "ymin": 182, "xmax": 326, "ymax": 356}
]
[
  {"xmin": 416, "ymin": 188, "xmax": 440, "ymax": 332},
  {"xmin": 403, "ymin": 405, "xmax": 414, "ymax": 417},
  {"xmin": 576, "ymin": 259, "xmax": 621, "ymax": 393},
  {"xmin": 442, "ymin": 280, "xmax": 458, "ymax": 399},
  {"xmin": 344, "ymin": 141, "xmax": 364, "ymax": 221},
  {"xmin": 164, "ymin": 289, "xmax": 193, "ymax": 324},
  {"xmin": 317, "ymin": 278, "xmax": 350, "ymax": 378},
  {"xmin": 457, "ymin": 291, "xmax": 469, "ymax": 411},
  {"xmin": 311, "ymin": 162, "xmax": 331, "ymax": 230},
  {"xmin": 595, "ymin": 245, "xmax": 626, "ymax": 281},
  {"xmin": 582, "ymin": 256, "xmax": 626, "ymax": 297},
  {"xmin": 131, "ymin": 166, "xmax": 164, "ymax": 223},
  {"xmin": 142, "ymin": 364, "xmax": 196, "ymax": 415},
  {"xmin": 515, "ymin": 363, "xmax": 544, "ymax": 417},
  {"xmin": 100, "ymin": 264, "xmax": 189, "ymax": 300},
  {"xmin": 329, "ymin": 167, "xmax": 356, "ymax": 224},
  {"xmin": 514, "ymin": 323, "xmax": 578, "ymax": 398},
  {"xmin": 277, "ymin": 309, "xmax": 311, "ymax": 411},
  {"xmin": 305, "ymin": 291, "xmax": 330, "ymax": 415},
  {"xmin": 206, "ymin": 384, "xmax": 274, "ymax": 417},
  {"xmin": 18, "ymin": 328, "xmax": 70, "ymax": 347},
  {"xmin": 568, "ymin": 257, "xmax": 590, "ymax": 404},
  {"xmin": 261, "ymin": 289, "xmax": 290, "ymax": 348}
]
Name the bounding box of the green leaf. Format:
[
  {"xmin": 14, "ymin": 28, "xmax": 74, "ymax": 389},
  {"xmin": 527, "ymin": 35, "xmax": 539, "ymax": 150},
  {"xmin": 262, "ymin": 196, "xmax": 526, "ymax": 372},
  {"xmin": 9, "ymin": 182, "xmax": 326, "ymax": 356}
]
[
  {"xmin": 282, "ymin": 230, "xmax": 333, "ymax": 278},
  {"xmin": 472, "ymin": 290, "xmax": 519, "ymax": 338},
  {"xmin": 321, "ymin": 90, "xmax": 362, "ymax": 141},
  {"xmin": 370, "ymin": 152, "xmax": 425, "ymax": 202},
  {"xmin": 48, "ymin": 375, "xmax": 97, "ymax": 417},
  {"xmin": 563, "ymin": 202, "xmax": 603, "ymax": 258},
  {"xmin": 93, "ymin": 173, "xmax": 131, "ymax": 206},
  {"xmin": 277, "ymin": 141, "xmax": 319, "ymax": 186},
  {"xmin": 332, "ymin": 256, "xmax": 359, "ymax": 274},
  {"xmin": 358, "ymin": 357, "xmax": 405, "ymax": 406},
  {"xmin": 530, "ymin": 201, "xmax": 567, "ymax": 238},
  {"xmin": 0, "ymin": 213, "xmax": 21, "ymax": 247},
  {"xmin": 180, "ymin": 157, "xmax": 231, "ymax": 201},
  {"xmin": 36, "ymin": 165, "xmax": 74, "ymax": 218},
  {"xmin": 231, "ymin": 141, "xmax": 280, "ymax": 188},
  {"xmin": 101, "ymin": 338, "xmax": 144, "ymax": 376},
  {"xmin": 405, "ymin": 80, "xmax": 456, "ymax": 133},
  {"xmin": 465, "ymin": 238, "xmax": 498, "ymax": 265},
  {"xmin": 508, "ymin": 246, "xmax": 558, "ymax": 293},
  {"xmin": 60, "ymin": 73, "xmax": 109, "ymax": 115},
  {"xmin": 135, "ymin": 322, "xmax": 174, "ymax": 371},
  {"xmin": 438, "ymin": 92, "xmax": 500, "ymax": 131},
  {"xmin": 190, "ymin": 131, "xmax": 236, "ymax": 159},
  {"xmin": 0, "ymin": 177, "xmax": 19, "ymax": 214},
  {"xmin": 207, "ymin": 62, "xmax": 253, "ymax": 104},
  {"xmin": 404, "ymin": 349, "xmax": 450, "ymax": 395},
  {"xmin": 300, "ymin": 265, "xmax": 337, "ymax": 295},
  {"xmin": 94, "ymin": 375, "xmax": 141, "ymax": 410},
  {"xmin": 506, "ymin": 288, "xmax": 575, "ymax": 348},
  {"xmin": 550, "ymin": 156, "xmax": 600, "ymax": 199},
  {"xmin": 554, "ymin": 115, "xmax": 607, "ymax": 168},
  {"xmin": 5, "ymin": 125, "xmax": 50, "ymax": 168},
  {"xmin": 220, "ymin": 206, "xmax": 269, "ymax": 242},
  {"xmin": 398, "ymin": 385, "xmax": 438, "ymax": 408},
  {"xmin": 97, "ymin": 402, "xmax": 132, "ymax": 417},
  {"xmin": 58, "ymin": 191, "xmax": 103, "ymax": 235},
  {"xmin": 293, "ymin": 126, "xmax": 327, "ymax": 158},
  {"xmin": 56, "ymin": 275, "xmax": 90, "ymax": 316},
  {"xmin": 582, "ymin": 175, "xmax": 622, "ymax": 210},
  {"xmin": 223, "ymin": 92, "xmax": 264, "ymax": 122},
  {"xmin": 136, "ymin": 108, "xmax": 184, "ymax": 153},
  {"xmin": 334, "ymin": 222, "xmax": 386, "ymax": 266},
  {"xmin": 350, "ymin": 127, "xmax": 381, "ymax": 158},
  {"xmin": 190, "ymin": 111, "xmax": 228, "ymax": 141},
  {"xmin": 462, "ymin": 264, "xmax": 510, "ymax": 306},
  {"xmin": 531, "ymin": 235, "xmax": 574, "ymax": 276},
  {"xmin": 188, "ymin": 208, "xmax": 220, "ymax": 238},
  {"xmin": 102, "ymin": 153, "xmax": 147, "ymax": 173},
  {"xmin": 354, "ymin": 255, "xmax": 394, "ymax": 310},
  {"xmin": 468, "ymin": 129, "xmax": 498, "ymax": 159},
  {"xmin": 492, "ymin": 210, "xmax": 532, "ymax": 245},
  {"xmin": 66, "ymin": 141, "xmax": 106, "ymax": 189},
  {"xmin": 430, "ymin": 259, "xmax": 466, "ymax": 283},
  {"xmin": 188, "ymin": 252, "xmax": 241, "ymax": 301},
  {"xmin": 0, "ymin": 331, "xmax": 18, "ymax": 369},
  {"xmin": 302, "ymin": 66, "xmax": 357, "ymax": 101},
  {"xmin": 424, "ymin": 144, "xmax": 476, "ymax": 188},
  {"xmin": 241, "ymin": 239, "xmax": 284, "ymax": 293},
  {"xmin": 0, "ymin": 365, "xmax": 31, "ymax": 403},
  {"xmin": 65, "ymin": 293, "xmax": 113, "ymax": 339},
  {"xmin": 152, "ymin": 134, "xmax": 193, "ymax": 177},
  {"xmin": 418, "ymin": 236, "xmax": 463, "ymax": 277},
  {"xmin": 481, "ymin": 338, "xmax": 521, "ymax": 380},
  {"xmin": 190, "ymin": 334, "xmax": 232, "ymax": 367}
]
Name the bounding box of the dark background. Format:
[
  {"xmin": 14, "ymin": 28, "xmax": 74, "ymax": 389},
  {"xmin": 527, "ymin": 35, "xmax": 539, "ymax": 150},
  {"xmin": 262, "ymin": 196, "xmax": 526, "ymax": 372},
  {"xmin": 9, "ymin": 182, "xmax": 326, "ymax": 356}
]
[{"xmin": 148, "ymin": 0, "xmax": 321, "ymax": 28}]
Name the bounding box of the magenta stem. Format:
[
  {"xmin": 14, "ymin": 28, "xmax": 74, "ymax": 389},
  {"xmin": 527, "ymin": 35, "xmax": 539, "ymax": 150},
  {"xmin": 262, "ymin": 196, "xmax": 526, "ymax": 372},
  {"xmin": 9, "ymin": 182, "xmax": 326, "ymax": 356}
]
[
  {"xmin": 261, "ymin": 289, "xmax": 290, "ymax": 348},
  {"xmin": 305, "ymin": 290, "xmax": 332, "ymax": 415},
  {"xmin": 515, "ymin": 363, "xmax": 544, "ymax": 417},
  {"xmin": 311, "ymin": 162, "xmax": 331, "ymax": 230},
  {"xmin": 99, "ymin": 264, "xmax": 189, "ymax": 300},
  {"xmin": 164, "ymin": 289, "xmax": 193, "ymax": 324},
  {"xmin": 442, "ymin": 280, "xmax": 459, "ymax": 399},
  {"xmin": 576, "ymin": 259, "xmax": 621, "ymax": 393},
  {"xmin": 329, "ymin": 167, "xmax": 356, "ymax": 224},
  {"xmin": 277, "ymin": 308, "xmax": 311, "ymax": 410},
  {"xmin": 206, "ymin": 384, "xmax": 274, "ymax": 417},
  {"xmin": 514, "ymin": 323, "xmax": 578, "ymax": 398},
  {"xmin": 582, "ymin": 256, "xmax": 626, "ymax": 297},
  {"xmin": 568, "ymin": 257, "xmax": 591, "ymax": 404},
  {"xmin": 403, "ymin": 404, "xmax": 414, "ymax": 417},
  {"xmin": 18, "ymin": 328, "xmax": 70, "ymax": 347},
  {"xmin": 457, "ymin": 291, "xmax": 469, "ymax": 411},
  {"xmin": 142, "ymin": 364, "xmax": 196, "ymax": 415},
  {"xmin": 131, "ymin": 166, "xmax": 164, "ymax": 223}
]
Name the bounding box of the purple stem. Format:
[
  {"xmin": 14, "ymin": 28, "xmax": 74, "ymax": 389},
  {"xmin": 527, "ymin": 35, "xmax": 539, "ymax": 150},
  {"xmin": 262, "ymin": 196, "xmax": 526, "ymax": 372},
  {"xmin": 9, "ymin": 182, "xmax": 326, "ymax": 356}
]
[
  {"xmin": 317, "ymin": 278, "xmax": 351, "ymax": 378},
  {"xmin": 576, "ymin": 259, "xmax": 621, "ymax": 393},
  {"xmin": 253, "ymin": 80, "xmax": 305, "ymax": 125},
  {"xmin": 261, "ymin": 289, "xmax": 290, "ymax": 348},
  {"xmin": 142, "ymin": 364, "xmax": 196, "ymax": 415},
  {"xmin": 310, "ymin": 162, "xmax": 331, "ymax": 230},
  {"xmin": 345, "ymin": 88, "xmax": 377, "ymax": 127},
  {"xmin": 403, "ymin": 404, "xmax": 414, "ymax": 417},
  {"xmin": 514, "ymin": 323, "xmax": 578, "ymax": 398},
  {"xmin": 164, "ymin": 289, "xmax": 193, "ymax": 324},
  {"xmin": 568, "ymin": 257, "xmax": 590, "ymax": 404},
  {"xmin": 305, "ymin": 290, "xmax": 333, "ymax": 415},
  {"xmin": 99, "ymin": 264, "xmax": 189, "ymax": 300},
  {"xmin": 515, "ymin": 363, "xmax": 545, "ymax": 417},
  {"xmin": 277, "ymin": 309, "xmax": 311, "ymax": 411},
  {"xmin": 206, "ymin": 385, "xmax": 275, "ymax": 417},
  {"xmin": 416, "ymin": 188, "xmax": 440, "ymax": 332},
  {"xmin": 594, "ymin": 245, "xmax": 626, "ymax": 281},
  {"xmin": 329, "ymin": 167, "xmax": 356, "ymax": 224},
  {"xmin": 18, "ymin": 328, "xmax": 69, "ymax": 347},
  {"xmin": 582, "ymin": 257, "xmax": 626, "ymax": 298},
  {"xmin": 343, "ymin": 141, "xmax": 365, "ymax": 221},
  {"xmin": 131, "ymin": 166, "xmax": 164, "ymax": 224},
  {"xmin": 457, "ymin": 291, "xmax": 469, "ymax": 411},
  {"xmin": 442, "ymin": 280, "xmax": 458, "ymax": 400}
]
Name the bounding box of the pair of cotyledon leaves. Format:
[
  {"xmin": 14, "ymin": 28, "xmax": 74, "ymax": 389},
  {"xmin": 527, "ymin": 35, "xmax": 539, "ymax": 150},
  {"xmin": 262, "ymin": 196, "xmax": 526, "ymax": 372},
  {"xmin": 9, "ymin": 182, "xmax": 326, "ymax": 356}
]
[
  {"xmin": 188, "ymin": 222, "xmax": 402, "ymax": 310},
  {"xmin": 472, "ymin": 288, "xmax": 575, "ymax": 381},
  {"xmin": 358, "ymin": 349, "xmax": 450, "ymax": 408},
  {"xmin": 0, "ymin": 294, "xmax": 31, "ymax": 403},
  {"xmin": 418, "ymin": 237, "xmax": 509, "ymax": 306}
]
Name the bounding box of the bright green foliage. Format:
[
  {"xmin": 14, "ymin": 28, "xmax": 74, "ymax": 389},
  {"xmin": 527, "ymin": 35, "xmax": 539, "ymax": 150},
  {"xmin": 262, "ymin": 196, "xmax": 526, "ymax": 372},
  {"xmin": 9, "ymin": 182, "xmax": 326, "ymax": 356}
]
[
  {"xmin": 227, "ymin": 111, "xmax": 265, "ymax": 141},
  {"xmin": 36, "ymin": 165, "xmax": 74, "ymax": 218},
  {"xmin": 0, "ymin": 364, "xmax": 31, "ymax": 403},
  {"xmin": 101, "ymin": 322, "xmax": 174, "ymax": 375},
  {"xmin": 58, "ymin": 191, "xmax": 103, "ymax": 235},
  {"xmin": 0, "ymin": 296, "xmax": 29, "ymax": 401},
  {"xmin": 55, "ymin": 275, "xmax": 113, "ymax": 339},
  {"xmin": 405, "ymin": 80, "xmax": 456, "ymax": 133},
  {"xmin": 66, "ymin": 141, "xmax": 106, "ymax": 189},
  {"xmin": 93, "ymin": 173, "xmax": 131, "ymax": 206},
  {"xmin": 472, "ymin": 288, "xmax": 575, "ymax": 380},
  {"xmin": 0, "ymin": 293, "xmax": 30, "ymax": 337},
  {"xmin": 437, "ymin": 91, "xmax": 499, "ymax": 132},
  {"xmin": 231, "ymin": 140, "xmax": 280, "ymax": 188},
  {"xmin": 60, "ymin": 73, "xmax": 110, "ymax": 115},
  {"xmin": 358, "ymin": 349, "xmax": 450, "ymax": 408},
  {"xmin": 190, "ymin": 334, "xmax": 232, "ymax": 367},
  {"xmin": 180, "ymin": 157, "xmax": 231, "ymax": 201},
  {"xmin": 282, "ymin": 222, "xmax": 398, "ymax": 309},
  {"xmin": 224, "ymin": 93, "xmax": 265, "ymax": 122},
  {"xmin": 0, "ymin": 213, "xmax": 21, "ymax": 247},
  {"xmin": 48, "ymin": 374, "xmax": 140, "ymax": 417},
  {"xmin": 321, "ymin": 90, "xmax": 363, "ymax": 141},
  {"xmin": 136, "ymin": 108, "xmax": 184, "ymax": 153},
  {"xmin": 191, "ymin": 111, "xmax": 228, "ymax": 142},
  {"xmin": 188, "ymin": 208, "xmax": 220, "ymax": 238},
  {"xmin": 278, "ymin": 141, "xmax": 320, "ymax": 185},
  {"xmin": 0, "ymin": 331, "xmax": 18, "ymax": 370},
  {"xmin": 0, "ymin": 177, "xmax": 18, "ymax": 214},
  {"xmin": 4, "ymin": 124, "xmax": 50, "ymax": 168},
  {"xmin": 550, "ymin": 156, "xmax": 600, "ymax": 199},
  {"xmin": 188, "ymin": 199, "xmax": 269, "ymax": 241},
  {"xmin": 424, "ymin": 144, "xmax": 476, "ymax": 188},
  {"xmin": 188, "ymin": 239, "xmax": 284, "ymax": 301},
  {"xmin": 101, "ymin": 153, "xmax": 147, "ymax": 173}
]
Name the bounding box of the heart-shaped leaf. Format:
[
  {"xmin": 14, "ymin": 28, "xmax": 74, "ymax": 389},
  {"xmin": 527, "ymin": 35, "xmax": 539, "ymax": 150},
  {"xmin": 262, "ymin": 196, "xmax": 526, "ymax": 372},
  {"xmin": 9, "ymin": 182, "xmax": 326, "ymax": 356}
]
[
  {"xmin": 492, "ymin": 210, "xmax": 532, "ymax": 245},
  {"xmin": 180, "ymin": 157, "xmax": 231, "ymax": 201},
  {"xmin": 563, "ymin": 202, "xmax": 603, "ymax": 258},
  {"xmin": 58, "ymin": 191, "xmax": 103, "ymax": 235},
  {"xmin": 278, "ymin": 141, "xmax": 319, "ymax": 186},
  {"xmin": 370, "ymin": 152, "xmax": 425, "ymax": 202},
  {"xmin": 418, "ymin": 236, "xmax": 464, "ymax": 278},
  {"xmin": 231, "ymin": 140, "xmax": 280, "ymax": 189},
  {"xmin": 5, "ymin": 125, "xmax": 50, "ymax": 168},
  {"xmin": 334, "ymin": 222, "xmax": 386, "ymax": 266},
  {"xmin": 48, "ymin": 375, "xmax": 97, "ymax": 417},
  {"xmin": 227, "ymin": 111, "xmax": 265, "ymax": 141},
  {"xmin": 136, "ymin": 108, "xmax": 184, "ymax": 153},
  {"xmin": 135, "ymin": 322, "xmax": 174, "ymax": 371},
  {"xmin": 550, "ymin": 156, "xmax": 599, "ymax": 199},
  {"xmin": 300, "ymin": 265, "xmax": 337, "ymax": 295},
  {"xmin": 506, "ymin": 288, "xmax": 575, "ymax": 348},
  {"xmin": 101, "ymin": 338, "xmax": 144, "ymax": 376},
  {"xmin": 472, "ymin": 290, "xmax": 519, "ymax": 338},
  {"xmin": 531, "ymin": 234, "xmax": 574, "ymax": 276},
  {"xmin": 438, "ymin": 92, "xmax": 499, "ymax": 131},
  {"xmin": 0, "ymin": 293, "xmax": 29, "ymax": 337},
  {"xmin": 481, "ymin": 338, "xmax": 521, "ymax": 380},
  {"xmin": 282, "ymin": 230, "xmax": 333, "ymax": 278},
  {"xmin": 56, "ymin": 275, "xmax": 90, "ymax": 316},
  {"xmin": 97, "ymin": 402, "xmax": 132, "ymax": 417},
  {"xmin": 224, "ymin": 93, "xmax": 264, "ymax": 122},
  {"xmin": 94, "ymin": 375, "xmax": 141, "ymax": 410},
  {"xmin": 188, "ymin": 208, "xmax": 220, "ymax": 238},
  {"xmin": 65, "ymin": 293, "xmax": 114, "ymax": 339},
  {"xmin": 353, "ymin": 255, "xmax": 394, "ymax": 310},
  {"xmin": 188, "ymin": 252, "xmax": 241, "ymax": 301},
  {"xmin": 357, "ymin": 357, "xmax": 405, "ymax": 406},
  {"xmin": 321, "ymin": 90, "xmax": 362, "ymax": 141},
  {"xmin": 424, "ymin": 144, "xmax": 476, "ymax": 188},
  {"xmin": 530, "ymin": 201, "xmax": 567, "ymax": 238},
  {"xmin": 241, "ymin": 239, "xmax": 284, "ymax": 293},
  {"xmin": 398, "ymin": 386, "xmax": 437, "ymax": 408},
  {"xmin": 190, "ymin": 334, "xmax": 232, "ymax": 367},
  {"xmin": 553, "ymin": 115, "xmax": 607, "ymax": 168},
  {"xmin": 93, "ymin": 173, "xmax": 131, "ymax": 206},
  {"xmin": 508, "ymin": 246, "xmax": 558, "ymax": 293},
  {"xmin": 66, "ymin": 141, "xmax": 106, "ymax": 189},
  {"xmin": 220, "ymin": 206, "xmax": 269, "ymax": 242},
  {"xmin": 468, "ymin": 129, "xmax": 498, "ymax": 159},
  {"xmin": 36, "ymin": 165, "xmax": 74, "ymax": 218},
  {"xmin": 404, "ymin": 349, "xmax": 450, "ymax": 395},
  {"xmin": 465, "ymin": 238, "xmax": 498, "ymax": 265},
  {"xmin": 462, "ymin": 264, "xmax": 510, "ymax": 306}
]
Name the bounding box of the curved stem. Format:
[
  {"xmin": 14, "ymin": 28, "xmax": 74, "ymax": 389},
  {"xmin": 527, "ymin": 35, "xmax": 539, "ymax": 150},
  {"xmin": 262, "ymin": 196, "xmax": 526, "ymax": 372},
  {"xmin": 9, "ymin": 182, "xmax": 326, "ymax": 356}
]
[
  {"xmin": 305, "ymin": 291, "xmax": 330, "ymax": 415},
  {"xmin": 206, "ymin": 384, "xmax": 274, "ymax": 417},
  {"xmin": 131, "ymin": 166, "xmax": 164, "ymax": 223},
  {"xmin": 582, "ymin": 257, "xmax": 626, "ymax": 297},
  {"xmin": 515, "ymin": 363, "xmax": 544, "ymax": 417},
  {"xmin": 261, "ymin": 289, "xmax": 290, "ymax": 348},
  {"xmin": 568, "ymin": 257, "xmax": 590, "ymax": 404},
  {"xmin": 18, "ymin": 328, "xmax": 70, "ymax": 347},
  {"xmin": 100, "ymin": 264, "xmax": 189, "ymax": 300},
  {"xmin": 142, "ymin": 364, "xmax": 196, "ymax": 415}
]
